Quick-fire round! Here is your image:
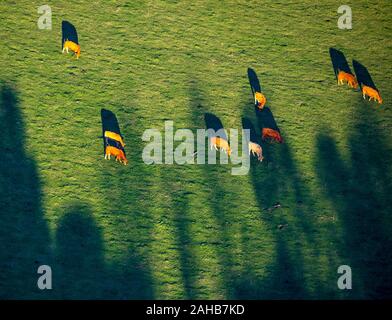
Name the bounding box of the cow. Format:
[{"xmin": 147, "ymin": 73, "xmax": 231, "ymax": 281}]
[
  {"xmin": 362, "ymin": 85, "xmax": 382, "ymax": 104},
  {"xmin": 210, "ymin": 136, "xmax": 231, "ymax": 156},
  {"xmin": 104, "ymin": 146, "xmax": 128, "ymax": 165},
  {"xmin": 337, "ymin": 70, "xmax": 358, "ymax": 89},
  {"xmin": 62, "ymin": 40, "xmax": 81, "ymax": 59}
]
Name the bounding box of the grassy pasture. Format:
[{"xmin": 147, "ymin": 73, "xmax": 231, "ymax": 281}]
[{"xmin": 0, "ymin": 0, "xmax": 391, "ymax": 299}]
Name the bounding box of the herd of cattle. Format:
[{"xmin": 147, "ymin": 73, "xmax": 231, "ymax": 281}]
[{"xmin": 61, "ymin": 23, "xmax": 382, "ymax": 167}]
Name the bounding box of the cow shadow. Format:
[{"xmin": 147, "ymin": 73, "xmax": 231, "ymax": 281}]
[
  {"xmin": 101, "ymin": 108, "xmax": 126, "ymax": 155},
  {"xmin": 329, "ymin": 48, "xmax": 352, "ymax": 80},
  {"xmin": 255, "ymin": 107, "xmax": 281, "ymax": 134},
  {"xmin": 254, "ymin": 106, "xmax": 283, "ymax": 156},
  {"xmin": 352, "ymin": 60, "xmax": 378, "ymax": 90},
  {"xmin": 241, "ymin": 117, "xmax": 259, "ymax": 144},
  {"xmin": 0, "ymin": 82, "xmax": 51, "ymax": 299},
  {"xmin": 247, "ymin": 67, "xmax": 261, "ymax": 95},
  {"xmin": 62, "ymin": 20, "xmax": 79, "ymax": 47},
  {"xmin": 204, "ymin": 112, "xmax": 228, "ymax": 141}
]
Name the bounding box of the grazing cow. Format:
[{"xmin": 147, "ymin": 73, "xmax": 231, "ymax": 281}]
[
  {"xmin": 262, "ymin": 128, "xmax": 283, "ymax": 143},
  {"xmin": 337, "ymin": 70, "xmax": 358, "ymax": 89},
  {"xmin": 62, "ymin": 40, "xmax": 81, "ymax": 59},
  {"xmin": 254, "ymin": 92, "xmax": 267, "ymax": 110},
  {"xmin": 105, "ymin": 146, "xmax": 128, "ymax": 165},
  {"xmin": 248, "ymin": 141, "xmax": 264, "ymax": 161},
  {"xmin": 210, "ymin": 136, "xmax": 231, "ymax": 156},
  {"xmin": 362, "ymin": 85, "xmax": 382, "ymax": 104},
  {"xmin": 104, "ymin": 131, "xmax": 125, "ymax": 148}
]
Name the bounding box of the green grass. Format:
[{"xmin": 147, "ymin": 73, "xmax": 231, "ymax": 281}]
[{"xmin": 0, "ymin": 0, "xmax": 391, "ymax": 299}]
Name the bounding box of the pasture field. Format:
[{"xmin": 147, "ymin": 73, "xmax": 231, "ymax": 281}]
[{"xmin": 0, "ymin": 0, "xmax": 391, "ymax": 299}]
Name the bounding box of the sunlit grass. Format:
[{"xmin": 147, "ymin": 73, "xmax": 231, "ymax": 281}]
[{"xmin": 0, "ymin": 0, "xmax": 391, "ymax": 299}]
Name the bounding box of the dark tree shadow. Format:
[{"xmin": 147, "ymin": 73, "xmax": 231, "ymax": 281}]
[
  {"xmin": 202, "ymin": 112, "xmax": 237, "ymax": 298},
  {"xmin": 54, "ymin": 201, "xmax": 154, "ymax": 299},
  {"xmin": 158, "ymin": 168, "xmax": 198, "ymax": 299},
  {"xmin": 352, "ymin": 60, "xmax": 378, "ymax": 90},
  {"xmin": 62, "ymin": 21, "xmax": 79, "ymax": 47},
  {"xmin": 315, "ymin": 98, "xmax": 392, "ymax": 298},
  {"xmin": 329, "ymin": 48, "xmax": 352, "ymax": 79},
  {"xmin": 101, "ymin": 108, "xmax": 126, "ymax": 155},
  {"xmin": 55, "ymin": 203, "xmax": 106, "ymax": 299},
  {"xmin": 247, "ymin": 67, "xmax": 261, "ymax": 95},
  {"xmin": 172, "ymin": 193, "xmax": 197, "ymax": 299},
  {"xmin": 0, "ymin": 82, "xmax": 51, "ymax": 299}
]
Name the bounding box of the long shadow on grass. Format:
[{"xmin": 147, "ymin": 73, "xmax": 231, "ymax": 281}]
[
  {"xmin": 0, "ymin": 82, "xmax": 52, "ymax": 299},
  {"xmin": 98, "ymin": 107, "xmax": 154, "ymax": 299},
  {"xmin": 186, "ymin": 80, "xmax": 239, "ymax": 298},
  {"xmin": 54, "ymin": 201, "xmax": 153, "ymax": 299},
  {"xmin": 201, "ymin": 110, "xmax": 236, "ymax": 298},
  {"xmin": 159, "ymin": 167, "xmax": 199, "ymax": 299},
  {"xmin": 315, "ymin": 97, "xmax": 392, "ymax": 298},
  {"xmin": 55, "ymin": 203, "xmax": 106, "ymax": 299},
  {"xmin": 239, "ymin": 70, "xmax": 327, "ymax": 298},
  {"xmin": 241, "ymin": 141, "xmax": 313, "ymax": 298}
]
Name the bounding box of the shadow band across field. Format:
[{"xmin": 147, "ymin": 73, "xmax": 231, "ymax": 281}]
[
  {"xmin": 0, "ymin": 82, "xmax": 51, "ymax": 299},
  {"xmin": 55, "ymin": 203, "xmax": 153, "ymax": 299},
  {"xmin": 315, "ymin": 97, "xmax": 392, "ymax": 298}
]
